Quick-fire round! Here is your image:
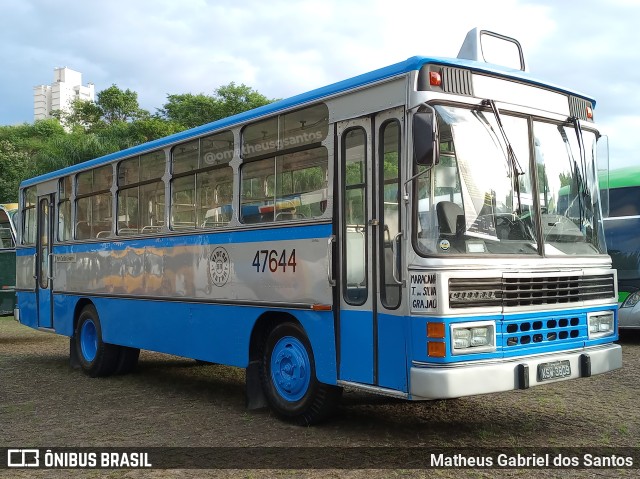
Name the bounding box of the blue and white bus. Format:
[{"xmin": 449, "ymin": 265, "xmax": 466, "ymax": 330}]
[{"xmin": 15, "ymin": 29, "xmax": 621, "ymax": 424}]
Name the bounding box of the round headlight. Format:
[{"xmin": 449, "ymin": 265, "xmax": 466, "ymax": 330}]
[{"xmin": 621, "ymin": 291, "xmax": 640, "ymax": 309}]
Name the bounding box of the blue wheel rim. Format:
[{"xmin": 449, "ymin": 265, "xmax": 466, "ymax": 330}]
[
  {"xmin": 270, "ymin": 335, "xmax": 311, "ymax": 402},
  {"xmin": 80, "ymin": 319, "xmax": 98, "ymax": 362}
]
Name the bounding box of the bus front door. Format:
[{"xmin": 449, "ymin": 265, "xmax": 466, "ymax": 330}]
[
  {"xmin": 336, "ymin": 107, "xmax": 407, "ymax": 392},
  {"xmin": 36, "ymin": 193, "xmax": 55, "ymax": 328}
]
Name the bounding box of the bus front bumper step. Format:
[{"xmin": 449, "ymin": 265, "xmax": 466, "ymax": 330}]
[{"xmin": 409, "ymin": 344, "xmax": 622, "ymax": 400}]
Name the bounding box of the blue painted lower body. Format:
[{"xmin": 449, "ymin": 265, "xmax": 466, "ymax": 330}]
[
  {"xmin": 15, "ymin": 289, "xmax": 619, "ymax": 398},
  {"xmin": 339, "ymin": 310, "xmax": 409, "ymax": 392},
  {"xmin": 410, "ymin": 305, "xmax": 619, "ymax": 365},
  {"xmin": 17, "ymin": 291, "xmax": 338, "ymax": 385}
]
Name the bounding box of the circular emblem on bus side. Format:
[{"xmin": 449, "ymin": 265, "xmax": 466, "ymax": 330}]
[{"xmin": 209, "ymin": 247, "xmax": 230, "ymax": 287}]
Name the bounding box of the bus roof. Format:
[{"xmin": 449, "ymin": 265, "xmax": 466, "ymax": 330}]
[
  {"xmin": 21, "ymin": 55, "xmax": 595, "ymax": 188},
  {"xmin": 605, "ymin": 166, "xmax": 640, "ymax": 190}
]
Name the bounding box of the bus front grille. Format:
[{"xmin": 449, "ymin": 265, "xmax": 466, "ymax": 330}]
[{"xmin": 449, "ymin": 274, "xmax": 615, "ymax": 309}]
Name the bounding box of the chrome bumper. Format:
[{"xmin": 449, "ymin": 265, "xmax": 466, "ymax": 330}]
[{"xmin": 410, "ymin": 344, "xmax": 622, "ymax": 400}]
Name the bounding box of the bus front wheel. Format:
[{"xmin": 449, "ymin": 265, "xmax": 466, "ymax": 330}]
[
  {"xmin": 75, "ymin": 305, "xmax": 120, "ymax": 378},
  {"xmin": 260, "ymin": 322, "xmax": 341, "ymax": 425}
]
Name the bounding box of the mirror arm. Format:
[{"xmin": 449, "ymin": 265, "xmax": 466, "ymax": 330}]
[{"xmin": 403, "ymin": 165, "xmax": 434, "ymax": 204}]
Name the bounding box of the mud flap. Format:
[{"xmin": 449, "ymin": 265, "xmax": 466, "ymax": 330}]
[
  {"xmin": 245, "ymin": 360, "xmax": 267, "ymax": 410},
  {"xmin": 69, "ymin": 336, "xmax": 81, "ymax": 369}
]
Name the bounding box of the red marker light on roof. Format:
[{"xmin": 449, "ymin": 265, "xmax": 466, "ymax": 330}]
[
  {"xmin": 586, "ymin": 106, "xmax": 593, "ymax": 120},
  {"xmin": 429, "ymin": 71, "xmax": 442, "ymax": 87}
]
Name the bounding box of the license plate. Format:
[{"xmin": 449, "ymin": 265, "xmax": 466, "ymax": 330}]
[{"xmin": 537, "ymin": 360, "xmax": 571, "ymax": 381}]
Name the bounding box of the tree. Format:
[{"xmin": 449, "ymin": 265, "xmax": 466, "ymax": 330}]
[
  {"xmin": 53, "ymin": 85, "xmax": 148, "ymax": 132},
  {"xmin": 127, "ymin": 117, "xmax": 184, "ymax": 143},
  {"xmin": 0, "ymin": 140, "xmax": 34, "ymax": 202},
  {"xmin": 97, "ymin": 85, "xmax": 147, "ymax": 124},
  {"xmin": 158, "ymin": 93, "xmax": 219, "ymax": 130},
  {"xmin": 0, "ymin": 82, "xmax": 275, "ymax": 201},
  {"xmin": 159, "ymin": 82, "xmax": 276, "ymax": 129},
  {"xmin": 53, "ymin": 98, "xmax": 103, "ymax": 132},
  {"xmin": 213, "ymin": 82, "xmax": 275, "ymax": 119}
]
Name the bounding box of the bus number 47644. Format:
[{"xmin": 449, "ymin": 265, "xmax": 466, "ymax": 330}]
[{"xmin": 252, "ymin": 249, "xmax": 297, "ymax": 273}]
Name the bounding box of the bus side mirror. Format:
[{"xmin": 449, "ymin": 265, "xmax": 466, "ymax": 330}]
[{"xmin": 413, "ymin": 111, "xmax": 439, "ymax": 166}]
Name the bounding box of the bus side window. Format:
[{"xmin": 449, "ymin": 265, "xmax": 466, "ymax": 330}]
[{"xmin": 76, "ymin": 221, "xmax": 91, "ymax": 240}]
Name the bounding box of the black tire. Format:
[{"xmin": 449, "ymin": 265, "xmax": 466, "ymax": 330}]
[
  {"xmin": 74, "ymin": 305, "xmax": 120, "ymax": 378},
  {"xmin": 259, "ymin": 322, "xmax": 342, "ymax": 425},
  {"xmin": 114, "ymin": 346, "xmax": 140, "ymax": 375},
  {"xmin": 195, "ymin": 359, "xmax": 214, "ymax": 365}
]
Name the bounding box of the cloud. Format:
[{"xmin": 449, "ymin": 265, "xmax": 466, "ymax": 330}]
[
  {"xmin": 1, "ymin": 0, "xmax": 638, "ymax": 169},
  {"xmin": 521, "ymin": 0, "xmax": 640, "ymax": 167}
]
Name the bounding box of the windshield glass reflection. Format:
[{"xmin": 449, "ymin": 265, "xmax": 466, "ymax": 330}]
[{"xmin": 415, "ymin": 105, "xmax": 606, "ymax": 256}]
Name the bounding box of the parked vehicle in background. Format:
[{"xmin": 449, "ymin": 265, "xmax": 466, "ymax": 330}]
[
  {"xmin": 0, "ymin": 203, "xmax": 18, "ymax": 316},
  {"xmin": 602, "ymin": 166, "xmax": 640, "ymax": 329}
]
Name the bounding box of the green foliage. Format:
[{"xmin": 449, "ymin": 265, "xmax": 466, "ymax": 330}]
[
  {"xmin": 97, "ymin": 84, "xmax": 146, "ymax": 124},
  {"xmin": 159, "ymin": 93, "xmax": 219, "ymax": 130},
  {"xmin": 55, "ymin": 98, "xmax": 103, "ymax": 132},
  {"xmin": 0, "ymin": 81, "xmax": 273, "ymax": 201},
  {"xmin": 559, "ymin": 171, "xmax": 572, "ymax": 187},
  {"xmin": 127, "ymin": 117, "xmax": 185, "ymax": 143},
  {"xmin": 159, "ymin": 82, "xmax": 276, "ymax": 129},
  {"xmin": 55, "ymin": 85, "xmax": 148, "ymax": 132},
  {"xmin": 0, "ymin": 141, "xmax": 34, "ymax": 202},
  {"xmin": 214, "ymin": 82, "xmax": 275, "ymax": 119}
]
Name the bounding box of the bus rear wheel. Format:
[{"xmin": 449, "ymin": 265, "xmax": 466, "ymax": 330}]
[
  {"xmin": 260, "ymin": 322, "xmax": 341, "ymax": 425},
  {"xmin": 75, "ymin": 305, "xmax": 120, "ymax": 378}
]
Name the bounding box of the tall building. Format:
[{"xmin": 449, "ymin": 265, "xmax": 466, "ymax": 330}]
[{"xmin": 34, "ymin": 67, "xmax": 95, "ymax": 121}]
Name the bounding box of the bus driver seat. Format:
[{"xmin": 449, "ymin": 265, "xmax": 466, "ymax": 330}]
[{"xmin": 436, "ymin": 201, "xmax": 464, "ymax": 236}]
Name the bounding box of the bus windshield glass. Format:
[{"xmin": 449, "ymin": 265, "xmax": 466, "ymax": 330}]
[{"xmin": 415, "ymin": 105, "xmax": 605, "ymax": 256}]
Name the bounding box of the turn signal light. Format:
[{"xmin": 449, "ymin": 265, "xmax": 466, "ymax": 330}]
[
  {"xmin": 427, "ymin": 322, "xmax": 445, "ymax": 339},
  {"xmin": 427, "ymin": 341, "xmax": 446, "ymax": 358},
  {"xmin": 429, "ymin": 71, "xmax": 442, "ymax": 87}
]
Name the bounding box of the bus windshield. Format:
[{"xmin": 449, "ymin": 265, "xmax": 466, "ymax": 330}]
[{"xmin": 415, "ymin": 105, "xmax": 605, "ymax": 256}]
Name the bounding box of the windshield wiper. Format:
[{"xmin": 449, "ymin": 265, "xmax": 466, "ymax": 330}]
[
  {"xmin": 561, "ymin": 119, "xmax": 590, "ymax": 232},
  {"xmin": 482, "ymin": 99, "xmax": 524, "ymax": 215}
]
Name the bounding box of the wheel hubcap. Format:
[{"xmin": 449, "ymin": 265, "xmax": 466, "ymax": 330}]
[
  {"xmin": 271, "ymin": 336, "xmax": 311, "ymax": 402},
  {"xmin": 80, "ymin": 319, "xmax": 98, "ymax": 362}
]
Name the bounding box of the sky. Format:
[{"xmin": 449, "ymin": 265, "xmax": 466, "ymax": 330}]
[{"xmin": 0, "ymin": 0, "xmax": 639, "ymax": 169}]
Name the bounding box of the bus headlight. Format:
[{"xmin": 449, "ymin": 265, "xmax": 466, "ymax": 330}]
[
  {"xmin": 588, "ymin": 311, "xmax": 615, "ymax": 339},
  {"xmin": 451, "ymin": 321, "xmax": 496, "ymax": 354},
  {"xmin": 621, "ymin": 291, "xmax": 640, "ymax": 309}
]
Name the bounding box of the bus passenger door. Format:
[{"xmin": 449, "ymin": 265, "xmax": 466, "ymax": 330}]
[
  {"xmin": 36, "ymin": 193, "xmax": 55, "ymax": 328},
  {"xmin": 336, "ymin": 108, "xmax": 406, "ymax": 391}
]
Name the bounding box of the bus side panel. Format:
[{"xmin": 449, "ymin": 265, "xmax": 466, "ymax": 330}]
[
  {"xmin": 16, "ymin": 291, "xmax": 38, "ymax": 328},
  {"xmin": 96, "ymin": 298, "xmax": 254, "ymax": 367},
  {"xmin": 289, "ymin": 309, "xmax": 338, "ymax": 385},
  {"xmin": 339, "ymin": 309, "xmax": 374, "ymax": 384},
  {"xmin": 377, "ymin": 312, "xmax": 408, "ymax": 392},
  {"xmin": 52, "ymin": 294, "xmax": 75, "ymax": 336},
  {"xmin": 56, "ymin": 295, "xmax": 338, "ymax": 385}
]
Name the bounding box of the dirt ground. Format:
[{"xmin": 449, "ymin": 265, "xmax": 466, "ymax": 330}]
[{"xmin": 1, "ymin": 315, "xmax": 639, "ymax": 479}]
